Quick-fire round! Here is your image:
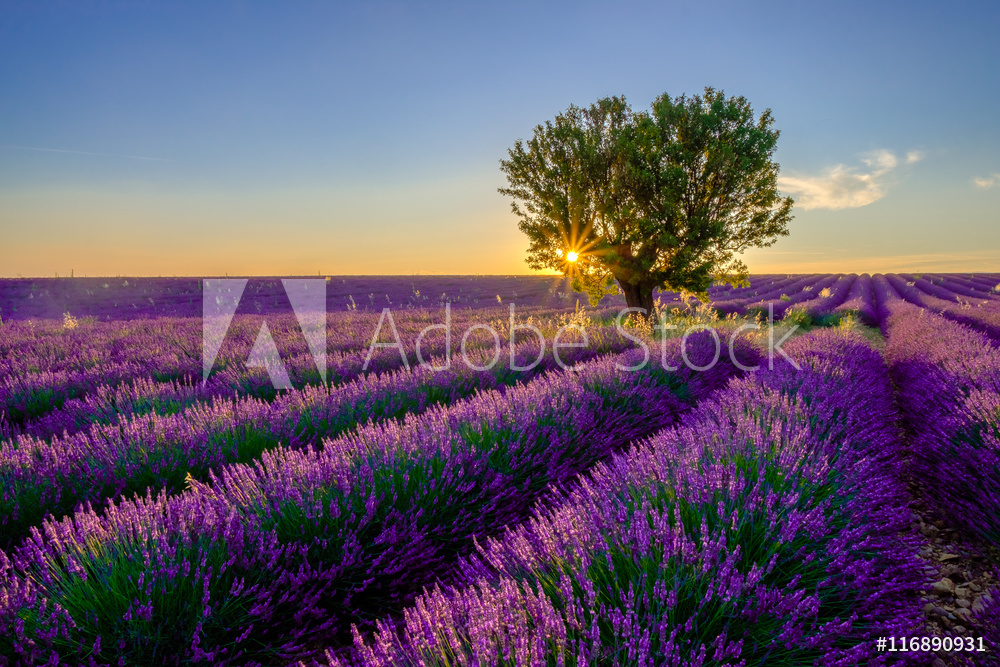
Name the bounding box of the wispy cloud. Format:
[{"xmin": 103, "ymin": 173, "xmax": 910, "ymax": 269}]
[
  {"xmin": 778, "ymin": 149, "xmax": 919, "ymax": 211},
  {"xmin": 0, "ymin": 145, "xmax": 174, "ymax": 162},
  {"xmin": 861, "ymin": 149, "xmax": 898, "ymax": 171},
  {"xmin": 974, "ymin": 173, "xmax": 1000, "ymax": 189}
]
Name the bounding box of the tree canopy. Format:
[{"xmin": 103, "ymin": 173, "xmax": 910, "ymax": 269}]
[{"xmin": 499, "ymin": 87, "xmax": 794, "ymax": 316}]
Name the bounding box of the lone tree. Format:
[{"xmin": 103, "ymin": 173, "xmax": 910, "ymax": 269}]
[{"xmin": 499, "ymin": 87, "xmax": 794, "ymax": 316}]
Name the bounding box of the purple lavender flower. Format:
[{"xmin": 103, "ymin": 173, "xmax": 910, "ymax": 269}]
[
  {"xmin": 324, "ymin": 330, "xmax": 923, "ymax": 666},
  {"xmin": 884, "ymin": 300, "xmax": 1000, "ymax": 545},
  {"xmin": 1, "ymin": 332, "xmax": 755, "ymax": 664},
  {"xmin": 0, "ymin": 327, "xmax": 634, "ymax": 550}
]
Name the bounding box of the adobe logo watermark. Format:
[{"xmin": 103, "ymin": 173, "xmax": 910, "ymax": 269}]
[{"xmin": 202, "ymin": 279, "xmax": 326, "ymax": 389}]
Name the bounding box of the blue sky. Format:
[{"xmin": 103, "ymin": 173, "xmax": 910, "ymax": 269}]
[{"xmin": 1, "ymin": 0, "xmax": 998, "ymax": 276}]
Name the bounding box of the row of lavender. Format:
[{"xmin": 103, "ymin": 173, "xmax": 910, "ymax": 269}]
[
  {"xmin": 0, "ymin": 332, "xmax": 751, "ymax": 665},
  {"xmin": 6, "ymin": 273, "xmax": 994, "ymax": 442},
  {"xmin": 881, "ymin": 275, "xmax": 1000, "ymax": 344},
  {"xmin": 0, "ymin": 271, "xmax": 863, "ymax": 383},
  {"xmin": 738, "ymin": 273, "xmax": 1000, "ymax": 345},
  {"xmin": 13, "ymin": 269, "xmax": 905, "ymax": 449},
  {"xmin": 588, "ymin": 271, "xmax": 999, "ymax": 337},
  {"xmin": 881, "ymin": 298, "xmax": 1000, "ymax": 541},
  {"xmin": 879, "ymin": 298, "xmax": 1000, "ymax": 650},
  {"xmin": 315, "ymin": 329, "xmax": 927, "ymax": 665},
  {"xmin": 0, "ymin": 305, "xmax": 625, "ymax": 369},
  {"xmin": 3, "ymin": 273, "xmax": 995, "ymax": 348},
  {"xmin": 1, "ymin": 275, "xmax": 996, "ymax": 662},
  {"xmin": 0, "ymin": 326, "xmax": 634, "ymax": 550},
  {"xmin": 0, "ymin": 305, "xmax": 620, "ymax": 439},
  {"xmin": 323, "ymin": 290, "xmax": 1000, "ymax": 663}
]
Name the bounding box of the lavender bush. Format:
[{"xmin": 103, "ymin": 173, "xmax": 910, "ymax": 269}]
[
  {"xmin": 902, "ymin": 274, "xmax": 999, "ymax": 302},
  {"xmin": 709, "ymin": 275, "xmax": 814, "ymax": 316},
  {"xmin": 785, "ymin": 273, "xmax": 856, "ymax": 325},
  {"xmin": 0, "ymin": 333, "xmax": 757, "ymax": 664},
  {"xmin": 323, "ymin": 330, "xmax": 924, "ymax": 667},
  {"xmin": 829, "ymin": 273, "xmax": 877, "ymax": 326},
  {"xmin": 884, "ymin": 274, "xmax": 1000, "ymax": 345},
  {"xmin": 0, "ymin": 305, "xmax": 602, "ymax": 433},
  {"xmin": 0, "ymin": 313, "xmax": 544, "ymax": 443},
  {"xmin": 0, "ymin": 328, "xmax": 632, "ymax": 550},
  {"xmin": 745, "ymin": 274, "xmax": 838, "ymax": 320},
  {"xmin": 884, "ymin": 300, "xmax": 1000, "ymax": 544},
  {"xmin": 5, "ymin": 275, "xmax": 1000, "ymax": 665}
]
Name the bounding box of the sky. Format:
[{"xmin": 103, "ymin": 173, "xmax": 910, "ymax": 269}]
[{"xmin": 1, "ymin": 0, "xmax": 998, "ymax": 277}]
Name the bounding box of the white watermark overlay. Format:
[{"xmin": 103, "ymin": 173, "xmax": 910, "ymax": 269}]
[
  {"xmin": 361, "ymin": 304, "xmax": 595, "ymax": 373},
  {"xmin": 360, "ymin": 302, "xmax": 799, "ymax": 375},
  {"xmin": 203, "ymin": 283, "xmax": 799, "ymax": 391},
  {"xmin": 202, "ymin": 278, "xmax": 327, "ymax": 388}
]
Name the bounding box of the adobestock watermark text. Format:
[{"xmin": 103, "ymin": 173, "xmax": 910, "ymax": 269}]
[{"xmin": 201, "ymin": 278, "xmax": 800, "ymax": 391}]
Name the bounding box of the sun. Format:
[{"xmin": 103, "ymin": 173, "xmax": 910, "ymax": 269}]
[{"xmin": 566, "ymin": 251, "xmax": 579, "ymax": 263}]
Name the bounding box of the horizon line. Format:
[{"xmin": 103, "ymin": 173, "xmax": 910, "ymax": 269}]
[{"xmin": 2, "ymin": 271, "xmax": 998, "ymax": 280}]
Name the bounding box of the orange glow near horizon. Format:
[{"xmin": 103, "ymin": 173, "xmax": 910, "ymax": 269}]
[
  {"xmin": 2, "ymin": 247, "xmax": 998, "ymax": 279},
  {"xmin": 1, "ymin": 187, "xmax": 998, "ymax": 278}
]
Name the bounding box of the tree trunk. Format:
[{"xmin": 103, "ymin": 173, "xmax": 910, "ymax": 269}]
[{"xmin": 618, "ymin": 280, "xmax": 656, "ymax": 319}]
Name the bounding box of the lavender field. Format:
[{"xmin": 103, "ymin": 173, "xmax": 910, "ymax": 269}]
[{"xmin": 2, "ymin": 273, "xmax": 1000, "ymax": 666}]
